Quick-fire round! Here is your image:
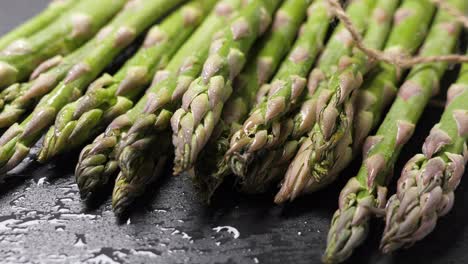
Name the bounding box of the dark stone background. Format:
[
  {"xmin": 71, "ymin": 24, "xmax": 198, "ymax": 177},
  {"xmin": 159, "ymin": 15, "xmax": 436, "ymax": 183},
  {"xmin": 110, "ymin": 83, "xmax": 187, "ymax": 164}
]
[{"xmin": 0, "ymin": 1, "xmax": 467, "ymax": 264}]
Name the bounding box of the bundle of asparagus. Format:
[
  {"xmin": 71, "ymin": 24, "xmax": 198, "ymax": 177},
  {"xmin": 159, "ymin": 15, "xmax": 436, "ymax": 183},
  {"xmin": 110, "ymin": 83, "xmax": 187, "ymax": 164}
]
[
  {"xmin": 278, "ymin": 0, "xmax": 437, "ymax": 204},
  {"xmin": 231, "ymin": 0, "xmax": 378, "ymax": 194},
  {"xmin": 115, "ymin": 0, "xmax": 283, "ymax": 215},
  {"xmin": 0, "ymin": 0, "xmax": 186, "ymax": 175},
  {"xmin": 38, "ymin": 0, "xmax": 215, "ymax": 162},
  {"xmin": 0, "ymin": 0, "xmax": 467, "ymax": 262},
  {"xmin": 192, "ymin": 0, "xmax": 311, "ymax": 201},
  {"xmin": 324, "ymin": 0, "xmax": 466, "ymax": 261},
  {"xmin": 74, "ymin": 0, "xmax": 243, "ymax": 214},
  {"xmin": 171, "ymin": 0, "xmax": 280, "ymax": 174},
  {"xmin": 381, "ymin": 62, "xmax": 468, "ymax": 252}
]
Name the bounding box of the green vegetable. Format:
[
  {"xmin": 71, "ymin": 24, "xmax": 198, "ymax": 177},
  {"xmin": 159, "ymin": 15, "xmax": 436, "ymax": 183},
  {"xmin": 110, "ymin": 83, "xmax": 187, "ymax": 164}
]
[
  {"xmin": 381, "ymin": 63, "xmax": 468, "ymax": 253},
  {"xmin": 171, "ymin": 0, "xmax": 281, "ymax": 174},
  {"xmin": 73, "ymin": 0, "xmax": 243, "ymax": 204},
  {"xmin": 323, "ymin": 1, "xmax": 464, "ymax": 261},
  {"xmin": 229, "ymin": 0, "xmax": 377, "ymax": 193},
  {"xmin": 0, "ymin": 0, "xmax": 186, "ymax": 176},
  {"xmin": 192, "ymin": 0, "xmax": 311, "ymax": 202},
  {"xmin": 37, "ymin": 0, "xmax": 216, "ymax": 162},
  {"xmin": 278, "ymin": 0, "xmax": 437, "ymax": 204}
]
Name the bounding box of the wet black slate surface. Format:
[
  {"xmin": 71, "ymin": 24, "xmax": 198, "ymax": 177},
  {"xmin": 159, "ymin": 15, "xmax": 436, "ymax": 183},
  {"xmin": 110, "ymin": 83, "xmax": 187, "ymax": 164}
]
[{"xmin": 0, "ymin": 1, "xmax": 468, "ymax": 264}]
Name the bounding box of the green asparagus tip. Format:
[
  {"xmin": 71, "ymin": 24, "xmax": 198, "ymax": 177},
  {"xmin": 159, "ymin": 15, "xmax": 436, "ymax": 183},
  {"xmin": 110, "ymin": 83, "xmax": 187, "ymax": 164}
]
[
  {"xmin": 112, "ymin": 176, "xmax": 136, "ymax": 218},
  {"xmin": 274, "ymin": 139, "xmax": 314, "ymax": 204},
  {"xmin": 323, "ymin": 204, "xmax": 370, "ymax": 263},
  {"xmin": 76, "ymin": 175, "xmax": 100, "ymax": 200},
  {"xmin": 75, "ymin": 137, "xmax": 119, "ymax": 200}
]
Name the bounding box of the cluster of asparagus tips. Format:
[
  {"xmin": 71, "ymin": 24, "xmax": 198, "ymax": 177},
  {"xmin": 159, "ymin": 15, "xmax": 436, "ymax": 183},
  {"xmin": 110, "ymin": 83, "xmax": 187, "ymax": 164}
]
[
  {"xmin": 75, "ymin": 0, "xmax": 242, "ymax": 209},
  {"xmin": 324, "ymin": 0, "xmax": 465, "ymax": 261},
  {"xmin": 171, "ymin": 0, "xmax": 280, "ymax": 175},
  {"xmin": 381, "ymin": 63, "xmax": 468, "ymax": 252},
  {"xmin": 0, "ymin": 0, "xmax": 127, "ymax": 88},
  {"xmin": 113, "ymin": 129, "xmax": 173, "ymax": 216},
  {"xmin": 111, "ymin": 0, "xmax": 235, "ymax": 216},
  {"xmin": 192, "ymin": 0, "xmax": 311, "ymax": 201},
  {"xmin": 226, "ymin": 0, "xmax": 338, "ymax": 181},
  {"xmin": 239, "ymin": 0, "xmax": 380, "ymax": 193},
  {"xmin": 37, "ymin": 0, "xmax": 211, "ymax": 162},
  {"xmin": 75, "ymin": 125, "xmax": 122, "ymax": 199},
  {"xmin": 0, "ymin": 0, "xmax": 187, "ymax": 177},
  {"xmin": 277, "ymin": 0, "xmax": 437, "ymax": 204}
]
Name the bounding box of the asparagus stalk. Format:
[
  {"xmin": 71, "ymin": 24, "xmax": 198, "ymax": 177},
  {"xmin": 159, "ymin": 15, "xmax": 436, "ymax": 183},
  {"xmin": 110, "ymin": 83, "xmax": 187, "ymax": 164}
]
[
  {"xmin": 0, "ymin": 0, "xmax": 127, "ymax": 88},
  {"xmin": 278, "ymin": 0, "xmax": 437, "ymax": 204},
  {"xmin": 0, "ymin": 0, "xmax": 77, "ymax": 51},
  {"xmin": 229, "ymin": 0, "xmax": 377, "ymax": 192},
  {"xmin": 171, "ymin": 0, "xmax": 281, "ymax": 174},
  {"xmin": 323, "ymin": 1, "xmax": 464, "ymax": 261},
  {"xmin": 75, "ymin": 0, "xmax": 243, "ymax": 201},
  {"xmin": 381, "ymin": 64, "xmax": 468, "ymax": 252},
  {"xmin": 0, "ymin": 0, "xmax": 186, "ymax": 176},
  {"xmin": 192, "ymin": 0, "xmax": 311, "ymax": 202},
  {"xmin": 37, "ymin": 0, "xmax": 215, "ymax": 162}
]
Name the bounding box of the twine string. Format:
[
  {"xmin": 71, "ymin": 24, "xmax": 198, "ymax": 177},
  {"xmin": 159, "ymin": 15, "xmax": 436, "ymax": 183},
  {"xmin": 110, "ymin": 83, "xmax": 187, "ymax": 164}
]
[{"xmin": 327, "ymin": 0, "xmax": 468, "ymax": 68}]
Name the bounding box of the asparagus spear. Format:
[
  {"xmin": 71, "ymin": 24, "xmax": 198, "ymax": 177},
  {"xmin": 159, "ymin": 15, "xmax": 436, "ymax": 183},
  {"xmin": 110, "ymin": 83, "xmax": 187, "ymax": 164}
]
[
  {"xmin": 0, "ymin": 0, "xmax": 127, "ymax": 88},
  {"xmin": 75, "ymin": 0, "xmax": 243, "ymax": 201},
  {"xmin": 323, "ymin": 1, "xmax": 464, "ymax": 261},
  {"xmin": 0, "ymin": 0, "xmax": 186, "ymax": 176},
  {"xmin": 381, "ymin": 64, "xmax": 468, "ymax": 252},
  {"xmin": 37, "ymin": 0, "xmax": 215, "ymax": 162},
  {"xmin": 277, "ymin": 0, "xmax": 437, "ymax": 204},
  {"xmin": 171, "ymin": 0, "xmax": 281, "ymax": 174},
  {"xmin": 229, "ymin": 0, "xmax": 377, "ymax": 191},
  {"xmin": 192, "ymin": 0, "xmax": 311, "ymax": 202},
  {"xmin": 0, "ymin": 0, "xmax": 77, "ymax": 51}
]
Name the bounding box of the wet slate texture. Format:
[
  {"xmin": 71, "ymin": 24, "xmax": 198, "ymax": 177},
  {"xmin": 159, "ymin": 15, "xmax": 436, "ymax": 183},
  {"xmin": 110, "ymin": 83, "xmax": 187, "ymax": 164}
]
[{"xmin": 0, "ymin": 1, "xmax": 468, "ymax": 264}]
